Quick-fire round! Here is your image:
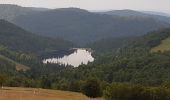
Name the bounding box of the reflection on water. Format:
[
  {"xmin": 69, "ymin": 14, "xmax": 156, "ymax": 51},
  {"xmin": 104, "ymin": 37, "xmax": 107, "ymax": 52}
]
[{"xmin": 43, "ymin": 49, "xmax": 94, "ymax": 67}]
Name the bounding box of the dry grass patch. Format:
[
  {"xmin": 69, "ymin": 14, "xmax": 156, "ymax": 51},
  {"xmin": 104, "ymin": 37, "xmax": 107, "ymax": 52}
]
[{"xmin": 0, "ymin": 87, "xmax": 104, "ymax": 100}]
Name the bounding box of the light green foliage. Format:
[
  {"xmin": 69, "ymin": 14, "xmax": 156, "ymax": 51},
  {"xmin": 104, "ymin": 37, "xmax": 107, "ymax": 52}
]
[{"xmin": 151, "ymin": 37, "xmax": 170, "ymax": 52}]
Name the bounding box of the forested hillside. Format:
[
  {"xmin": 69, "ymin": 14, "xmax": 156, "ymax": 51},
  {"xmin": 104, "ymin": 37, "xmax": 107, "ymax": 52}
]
[
  {"xmin": 87, "ymin": 36, "xmax": 134, "ymax": 53},
  {"xmin": 0, "ymin": 20, "xmax": 74, "ymax": 56},
  {"xmin": 1, "ymin": 27, "xmax": 170, "ymax": 100},
  {"xmin": 42, "ymin": 28, "xmax": 170, "ymax": 99},
  {"xmin": 14, "ymin": 8, "xmax": 170, "ymax": 45},
  {"xmin": 100, "ymin": 9, "xmax": 170, "ymax": 23},
  {"xmin": 0, "ymin": 4, "xmax": 169, "ymax": 45},
  {"xmin": 1, "ymin": 4, "xmax": 170, "ymax": 100},
  {"xmin": 0, "ymin": 4, "xmax": 42, "ymax": 21},
  {"xmin": 151, "ymin": 37, "xmax": 170, "ymax": 52},
  {"xmin": 0, "ymin": 4, "xmax": 49, "ymax": 21}
]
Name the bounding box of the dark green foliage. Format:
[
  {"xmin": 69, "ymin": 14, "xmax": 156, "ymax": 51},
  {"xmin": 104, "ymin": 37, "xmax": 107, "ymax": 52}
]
[
  {"xmin": 87, "ymin": 37, "xmax": 134, "ymax": 53},
  {"xmin": 81, "ymin": 78, "xmax": 102, "ymax": 98},
  {"xmin": 104, "ymin": 83, "xmax": 170, "ymax": 100},
  {"xmin": 0, "ymin": 54, "xmax": 16, "ymax": 73},
  {"xmin": 0, "ymin": 46, "xmax": 40, "ymax": 68},
  {"xmin": 41, "ymin": 28, "xmax": 170, "ymax": 94},
  {"xmin": 1, "ymin": 27, "xmax": 170, "ymax": 100},
  {"xmin": 67, "ymin": 80, "xmax": 82, "ymax": 92},
  {"xmin": 0, "ymin": 75, "xmax": 6, "ymax": 86},
  {"xmin": 131, "ymin": 28, "xmax": 170, "ymax": 48},
  {"xmin": 41, "ymin": 76, "xmax": 52, "ymax": 89}
]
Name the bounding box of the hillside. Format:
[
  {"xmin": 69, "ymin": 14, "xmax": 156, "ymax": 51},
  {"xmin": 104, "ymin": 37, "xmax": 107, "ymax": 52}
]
[
  {"xmin": 0, "ymin": 19, "xmax": 73, "ymax": 56},
  {"xmin": 0, "ymin": 4, "xmax": 42, "ymax": 21},
  {"xmin": 142, "ymin": 11, "xmax": 170, "ymax": 17},
  {"xmin": 100, "ymin": 9, "xmax": 170, "ymax": 23},
  {"xmin": 0, "ymin": 54, "xmax": 29, "ymax": 71},
  {"xmin": 47, "ymin": 28, "xmax": 170, "ymax": 88},
  {"xmin": 151, "ymin": 37, "xmax": 170, "ymax": 52},
  {"xmin": 0, "ymin": 54, "xmax": 16, "ymax": 73},
  {"xmin": 87, "ymin": 37, "xmax": 134, "ymax": 53},
  {"xmin": 0, "ymin": 87, "xmax": 104, "ymax": 100},
  {"xmin": 1, "ymin": 27, "xmax": 170, "ymax": 100},
  {"xmin": 0, "ymin": 4, "xmax": 169, "ymax": 45},
  {"xmin": 87, "ymin": 27, "xmax": 170, "ymax": 53},
  {"xmin": 100, "ymin": 9, "xmax": 149, "ymax": 16},
  {"xmin": 0, "ymin": 50, "xmax": 31, "ymax": 75},
  {"xmin": 13, "ymin": 8, "xmax": 170, "ymax": 45}
]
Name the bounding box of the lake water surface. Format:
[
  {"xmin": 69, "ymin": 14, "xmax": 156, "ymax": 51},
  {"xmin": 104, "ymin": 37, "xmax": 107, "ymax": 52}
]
[{"xmin": 43, "ymin": 48, "xmax": 94, "ymax": 67}]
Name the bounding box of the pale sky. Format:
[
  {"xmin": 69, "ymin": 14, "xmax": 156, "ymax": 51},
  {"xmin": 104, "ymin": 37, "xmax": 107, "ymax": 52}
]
[{"xmin": 0, "ymin": 0, "xmax": 170, "ymax": 13}]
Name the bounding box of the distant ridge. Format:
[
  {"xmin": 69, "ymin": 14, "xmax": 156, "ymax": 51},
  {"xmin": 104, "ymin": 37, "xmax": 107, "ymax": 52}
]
[
  {"xmin": 100, "ymin": 9, "xmax": 170, "ymax": 23},
  {"xmin": 13, "ymin": 7, "xmax": 170, "ymax": 45},
  {"xmin": 0, "ymin": 19, "xmax": 73, "ymax": 55},
  {"xmin": 0, "ymin": 4, "xmax": 170, "ymax": 45}
]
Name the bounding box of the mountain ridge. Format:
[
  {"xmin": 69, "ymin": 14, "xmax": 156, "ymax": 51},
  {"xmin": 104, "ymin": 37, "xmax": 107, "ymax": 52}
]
[
  {"xmin": 0, "ymin": 19, "xmax": 74, "ymax": 56},
  {"xmin": 0, "ymin": 4, "xmax": 170, "ymax": 45},
  {"xmin": 13, "ymin": 8, "xmax": 170, "ymax": 45}
]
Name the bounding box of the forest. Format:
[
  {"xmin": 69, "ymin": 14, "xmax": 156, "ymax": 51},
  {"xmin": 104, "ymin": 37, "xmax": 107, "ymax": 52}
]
[{"xmin": 1, "ymin": 20, "xmax": 170, "ymax": 100}]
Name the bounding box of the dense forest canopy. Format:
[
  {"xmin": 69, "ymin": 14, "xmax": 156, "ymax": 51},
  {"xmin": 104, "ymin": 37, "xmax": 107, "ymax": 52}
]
[{"xmin": 1, "ymin": 21, "xmax": 170, "ymax": 99}]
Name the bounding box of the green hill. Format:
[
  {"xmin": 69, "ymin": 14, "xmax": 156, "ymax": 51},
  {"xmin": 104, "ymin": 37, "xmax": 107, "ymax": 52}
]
[
  {"xmin": 0, "ymin": 4, "xmax": 169, "ymax": 45},
  {"xmin": 13, "ymin": 8, "xmax": 170, "ymax": 45},
  {"xmin": 87, "ymin": 37, "xmax": 134, "ymax": 53},
  {"xmin": 0, "ymin": 54, "xmax": 29, "ymax": 71},
  {"xmin": 0, "ymin": 19, "xmax": 74, "ymax": 56},
  {"xmin": 47, "ymin": 28, "xmax": 170, "ymax": 88},
  {"xmin": 0, "ymin": 19, "xmax": 74, "ymax": 72},
  {"xmin": 0, "ymin": 4, "xmax": 45, "ymax": 21}
]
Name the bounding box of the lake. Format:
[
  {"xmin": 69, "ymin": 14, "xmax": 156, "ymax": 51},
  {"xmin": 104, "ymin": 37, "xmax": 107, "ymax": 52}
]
[{"xmin": 43, "ymin": 48, "xmax": 94, "ymax": 67}]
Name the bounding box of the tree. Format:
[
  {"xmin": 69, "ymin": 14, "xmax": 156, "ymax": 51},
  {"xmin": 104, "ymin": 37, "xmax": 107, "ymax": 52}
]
[
  {"xmin": 41, "ymin": 76, "xmax": 51, "ymax": 89},
  {"xmin": 0, "ymin": 75, "xmax": 6, "ymax": 88},
  {"xmin": 81, "ymin": 78, "xmax": 102, "ymax": 98}
]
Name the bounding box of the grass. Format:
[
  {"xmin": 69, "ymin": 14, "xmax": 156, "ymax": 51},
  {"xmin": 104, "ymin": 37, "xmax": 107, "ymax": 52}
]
[
  {"xmin": 151, "ymin": 37, "xmax": 170, "ymax": 52},
  {"xmin": 0, "ymin": 55, "xmax": 30, "ymax": 71},
  {"xmin": 0, "ymin": 87, "xmax": 104, "ymax": 100}
]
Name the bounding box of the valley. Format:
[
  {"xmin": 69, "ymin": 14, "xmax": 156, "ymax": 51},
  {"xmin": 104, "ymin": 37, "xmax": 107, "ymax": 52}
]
[
  {"xmin": 0, "ymin": 5, "xmax": 170, "ymax": 45},
  {"xmin": 0, "ymin": 3, "xmax": 170, "ymax": 100}
]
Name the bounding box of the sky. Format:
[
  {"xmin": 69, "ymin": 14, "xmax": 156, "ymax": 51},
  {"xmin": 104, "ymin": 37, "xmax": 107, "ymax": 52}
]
[{"xmin": 0, "ymin": 0, "xmax": 170, "ymax": 13}]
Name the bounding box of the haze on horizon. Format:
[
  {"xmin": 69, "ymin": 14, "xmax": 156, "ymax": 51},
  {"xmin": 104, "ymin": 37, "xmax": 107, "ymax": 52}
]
[{"xmin": 0, "ymin": 0, "xmax": 170, "ymax": 13}]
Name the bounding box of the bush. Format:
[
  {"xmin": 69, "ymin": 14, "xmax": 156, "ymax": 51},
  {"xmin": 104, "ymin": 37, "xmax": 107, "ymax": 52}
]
[
  {"xmin": 81, "ymin": 78, "xmax": 102, "ymax": 98},
  {"xmin": 104, "ymin": 83, "xmax": 170, "ymax": 100}
]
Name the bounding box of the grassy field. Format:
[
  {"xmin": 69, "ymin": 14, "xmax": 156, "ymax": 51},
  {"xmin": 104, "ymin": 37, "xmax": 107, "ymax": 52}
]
[
  {"xmin": 0, "ymin": 87, "xmax": 104, "ymax": 100},
  {"xmin": 151, "ymin": 37, "xmax": 170, "ymax": 52}
]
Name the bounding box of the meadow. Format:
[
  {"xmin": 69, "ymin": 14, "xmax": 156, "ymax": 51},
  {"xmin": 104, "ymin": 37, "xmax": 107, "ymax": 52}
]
[{"xmin": 0, "ymin": 87, "xmax": 104, "ymax": 100}]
